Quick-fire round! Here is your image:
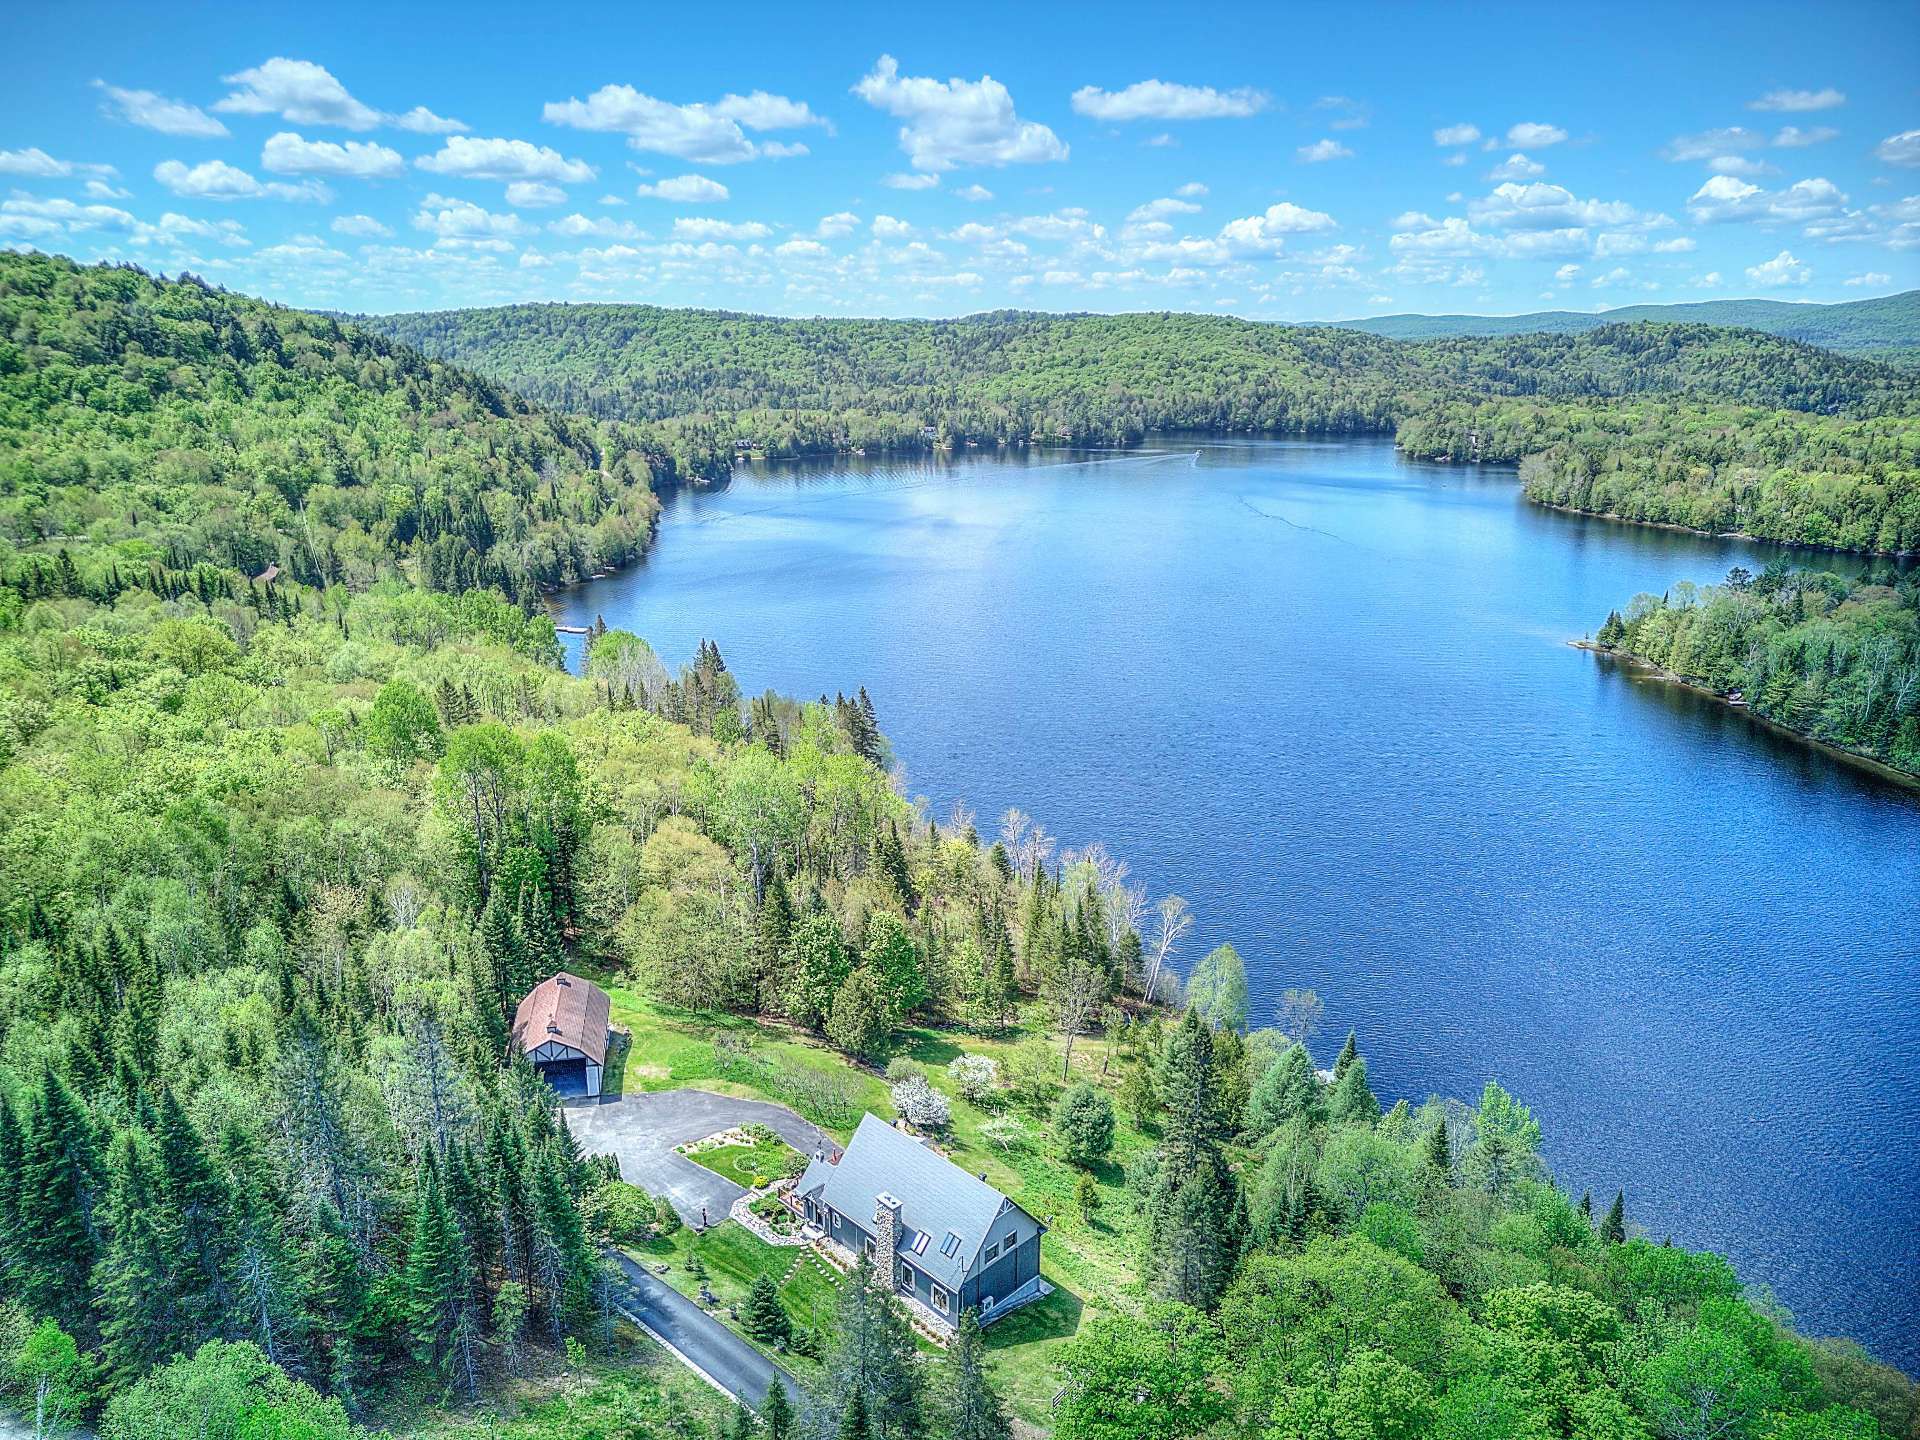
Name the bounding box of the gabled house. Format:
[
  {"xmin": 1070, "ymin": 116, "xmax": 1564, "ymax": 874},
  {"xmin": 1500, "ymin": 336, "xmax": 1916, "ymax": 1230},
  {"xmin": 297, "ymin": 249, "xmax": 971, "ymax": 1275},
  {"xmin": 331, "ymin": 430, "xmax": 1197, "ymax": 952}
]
[
  {"xmin": 511, "ymin": 972, "xmax": 611, "ymax": 1098},
  {"xmin": 792, "ymin": 1113, "xmax": 1048, "ymax": 1331}
]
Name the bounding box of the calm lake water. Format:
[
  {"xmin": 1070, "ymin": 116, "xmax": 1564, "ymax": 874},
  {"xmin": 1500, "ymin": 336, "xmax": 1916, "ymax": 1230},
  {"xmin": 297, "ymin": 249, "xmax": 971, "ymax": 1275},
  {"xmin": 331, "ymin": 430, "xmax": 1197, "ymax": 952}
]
[{"xmin": 556, "ymin": 435, "xmax": 1920, "ymax": 1371}]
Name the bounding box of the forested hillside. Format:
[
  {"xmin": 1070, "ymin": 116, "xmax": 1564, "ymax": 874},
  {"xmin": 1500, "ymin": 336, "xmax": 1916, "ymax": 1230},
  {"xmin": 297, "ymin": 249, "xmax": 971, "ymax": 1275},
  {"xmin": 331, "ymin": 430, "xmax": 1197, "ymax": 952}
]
[
  {"xmin": 0, "ymin": 253, "xmax": 1915, "ymax": 1437},
  {"xmin": 362, "ymin": 298, "xmax": 1920, "ymax": 553},
  {"xmin": 0, "ymin": 253, "xmax": 671, "ymax": 602},
  {"xmin": 1593, "ymin": 563, "xmax": 1920, "ymax": 776},
  {"xmin": 1332, "ymin": 291, "xmax": 1920, "ymax": 363}
]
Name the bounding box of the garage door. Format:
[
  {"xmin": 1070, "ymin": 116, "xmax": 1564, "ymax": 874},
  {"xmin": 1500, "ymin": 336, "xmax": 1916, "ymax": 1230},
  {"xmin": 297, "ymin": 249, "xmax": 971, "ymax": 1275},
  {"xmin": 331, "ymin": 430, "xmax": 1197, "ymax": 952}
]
[{"xmin": 537, "ymin": 1057, "xmax": 589, "ymax": 1096}]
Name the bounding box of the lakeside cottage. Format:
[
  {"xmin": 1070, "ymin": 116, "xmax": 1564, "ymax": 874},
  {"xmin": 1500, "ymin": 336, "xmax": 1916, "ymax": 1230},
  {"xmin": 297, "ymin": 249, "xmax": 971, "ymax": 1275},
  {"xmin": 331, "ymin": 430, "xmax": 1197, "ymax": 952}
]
[
  {"xmin": 511, "ymin": 972, "xmax": 611, "ymax": 1098},
  {"xmin": 792, "ymin": 1112, "xmax": 1049, "ymax": 1332}
]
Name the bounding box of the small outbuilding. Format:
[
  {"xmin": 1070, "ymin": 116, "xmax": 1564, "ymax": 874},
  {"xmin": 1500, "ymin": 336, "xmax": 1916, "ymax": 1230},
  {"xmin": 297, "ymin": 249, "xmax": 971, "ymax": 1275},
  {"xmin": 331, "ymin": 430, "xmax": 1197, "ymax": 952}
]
[{"xmin": 512, "ymin": 972, "xmax": 612, "ymax": 1098}]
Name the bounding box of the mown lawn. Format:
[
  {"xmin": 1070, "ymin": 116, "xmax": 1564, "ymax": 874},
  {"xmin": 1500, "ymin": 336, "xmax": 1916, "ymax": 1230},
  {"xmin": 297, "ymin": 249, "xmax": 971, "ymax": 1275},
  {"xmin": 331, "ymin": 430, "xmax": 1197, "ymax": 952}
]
[
  {"xmin": 577, "ymin": 968, "xmax": 1162, "ymax": 1426},
  {"xmin": 683, "ymin": 1134, "xmax": 798, "ymax": 1189}
]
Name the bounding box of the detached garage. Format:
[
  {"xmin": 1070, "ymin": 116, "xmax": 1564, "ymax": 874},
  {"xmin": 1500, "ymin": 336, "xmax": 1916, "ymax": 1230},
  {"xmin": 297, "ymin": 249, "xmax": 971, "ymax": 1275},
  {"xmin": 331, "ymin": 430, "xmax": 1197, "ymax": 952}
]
[{"xmin": 512, "ymin": 972, "xmax": 612, "ymax": 1098}]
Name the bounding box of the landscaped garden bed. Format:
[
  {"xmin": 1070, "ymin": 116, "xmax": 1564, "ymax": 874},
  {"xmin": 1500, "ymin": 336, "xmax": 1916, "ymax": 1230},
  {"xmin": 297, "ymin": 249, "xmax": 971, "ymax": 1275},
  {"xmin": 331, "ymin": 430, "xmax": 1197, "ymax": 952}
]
[{"xmin": 676, "ymin": 1122, "xmax": 806, "ymax": 1190}]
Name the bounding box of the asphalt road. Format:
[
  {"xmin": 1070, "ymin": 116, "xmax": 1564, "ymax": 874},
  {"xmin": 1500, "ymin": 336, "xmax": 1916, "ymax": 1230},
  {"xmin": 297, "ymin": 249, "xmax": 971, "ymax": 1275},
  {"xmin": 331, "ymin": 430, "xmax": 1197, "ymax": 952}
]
[
  {"xmin": 610, "ymin": 1249, "xmax": 805, "ymax": 1412},
  {"xmin": 566, "ymin": 1088, "xmax": 838, "ymax": 1227}
]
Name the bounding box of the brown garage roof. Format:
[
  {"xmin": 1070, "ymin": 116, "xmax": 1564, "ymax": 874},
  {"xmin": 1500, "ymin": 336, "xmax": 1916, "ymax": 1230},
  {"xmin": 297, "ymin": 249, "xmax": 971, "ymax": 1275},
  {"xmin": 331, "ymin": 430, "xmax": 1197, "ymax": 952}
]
[{"xmin": 511, "ymin": 972, "xmax": 611, "ymax": 1066}]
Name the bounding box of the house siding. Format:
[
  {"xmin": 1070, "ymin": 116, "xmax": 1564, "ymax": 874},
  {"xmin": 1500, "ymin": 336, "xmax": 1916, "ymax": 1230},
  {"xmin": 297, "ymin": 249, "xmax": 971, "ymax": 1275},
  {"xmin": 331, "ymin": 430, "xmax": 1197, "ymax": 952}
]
[{"xmin": 960, "ymin": 1232, "xmax": 1040, "ymax": 1315}]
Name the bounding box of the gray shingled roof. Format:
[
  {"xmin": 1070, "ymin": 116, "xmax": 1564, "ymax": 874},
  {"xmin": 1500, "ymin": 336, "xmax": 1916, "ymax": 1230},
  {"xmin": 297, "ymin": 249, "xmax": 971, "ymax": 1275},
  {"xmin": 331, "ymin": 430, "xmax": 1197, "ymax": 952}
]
[{"xmin": 794, "ymin": 1113, "xmax": 1033, "ymax": 1292}]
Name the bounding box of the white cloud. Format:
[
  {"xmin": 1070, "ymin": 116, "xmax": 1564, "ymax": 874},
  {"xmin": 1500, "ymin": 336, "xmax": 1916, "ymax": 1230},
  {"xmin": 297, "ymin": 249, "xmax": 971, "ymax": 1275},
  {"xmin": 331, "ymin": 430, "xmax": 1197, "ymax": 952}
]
[
  {"xmin": 854, "ymin": 55, "xmax": 1067, "ymax": 172},
  {"xmin": 416, "ymin": 136, "xmax": 595, "ymax": 184},
  {"xmin": 1708, "ymin": 155, "xmax": 1778, "ymax": 178},
  {"xmin": 816, "ymin": 211, "xmax": 859, "ymax": 237},
  {"xmin": 1554, "ymin": 263, "xmax": 1581, "ymax": 282},
  {"xmin": 1505, "ymin": 121, "xmax": 1567, "ymax": 148},
  {"xmin": 882, "ymin": 172, "xmax": 941, "ymax": 190},
  {"xmin": 1687, "ymin": 174, "xmax": 1846, "ymax": 224},
  {"xmin": 1653, "ymin": 236, "xmax": 1696, "ymax": 252},
  {"xmin": 1433, "ymin": 123, "xmax": 1481, "ymax": 147},
  {"xmin": 672, "ymin": 217, "xmax": 770, "ymax": 240},
  {"xmin": 546, "ymin": 213, "xmax": 643, "ymax": 240},
  {"xmin": 1175, "ymin": 181, "xmax": 1208, "ymax": 197},
  {"xmin": 1746, "ymin": 249, "xmax": 1810, "ymax": 286},
  {"xmin": 711, "ymin": 92, "xmax": 832, "ymax": 132},
  {"xmin": 0, "ymin": 147, "xmax": 77, "ymax": 177},
  {"xmin": 1664, "ymin": 127, "xmax": 1767, "ymax": 162},
  {"xmin": 1693, "ymin": 271, "xmax": 1723, "ymax": 288},
  {"xmin": 154, "ymin": 157, "xmax": 328, "ymax": 202},
  {"xmin": 1127, "ymin": 196, "xmax": 1202, "ymax": 224},
  {"xmin": 542, "ymin": 84, "xmax": 820, "ymax": 163},
  {"xmin": 774, "ymin": 237, "xmax": 829, "ymax": 258},
  {"xmin": 1296, "ymin": 138, "xmax": 1352, "ymax": 163},
  {"xmin": 413, "ymin": 193, "xmax": 527, "ymax": 240},
  {"xmin": 1069, "ymin": 79, "xmax": 1268, "ymax": 121},
  {"xmin": 635, "ymin": 174, "xmax": 730, "ymax": 203},
  {"xmin": 0, "ymin": 196, "xmax": 136, "ymax": 236},
  {"xmin": 93, "ymin": 81, "xmax": 228, "ymax": 138},
  {"xmin": 331, "ymin": 213, "xmax": 391, "ymax": 237},
  {"xmin": 216, "ymin": 58, "xmax": 382, "ymax": 129},
  {"xmin": 1488, "ymin": 152, "xmax": 1545, "ymax": 181},
  {"xmin": 1877, "ymin": 130, "xmax": 1920, "ymax": 167},
  {"xmin": 955, "ymin": 183, "xmax": 993, "ymax": 202},
  {"xmin": 1773, "ymin": 126, "xmax": 1838, "ymax": 148},
  {"xmin": 84, "ymin": 179, "xmax": 130, "ymax": 199},
  {"xmin": 1314, "ymin": 95, "xmax": 1369, "ymax": 131},
  {"xmin": 1469, "ymin": 182, "xmax": 1652, "ymax": 231},
  {"xmin": 1590, "ymin": 266, "xmax": 1633, "ymax": 288},
  {"xmin": 870, "ymin": 214, "xmax": 914, "ymax": 239},
  {"xmin": 1749, "ymin": 88, "xmax": 1845, "ymax": 113},
  {"xmin": 1845, "ymin": 271, "xmax": 1892, "ymax": 287},
  {"xmin": 394, "ymin": 106, "xmax": 468, "ymax": 135},
  {"xmin": 261, "ymin": 131, "xmax": 404, "ymax": 179},
  {"xmin": 505, "ymin": 181, "xmax": 567, "ymax": 207}
]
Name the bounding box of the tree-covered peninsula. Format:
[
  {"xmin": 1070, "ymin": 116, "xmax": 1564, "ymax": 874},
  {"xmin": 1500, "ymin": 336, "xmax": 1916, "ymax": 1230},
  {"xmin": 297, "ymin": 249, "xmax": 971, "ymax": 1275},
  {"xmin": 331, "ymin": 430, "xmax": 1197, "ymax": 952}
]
[
  {"xmin": 1593, "ymin": 563, "xmax": 1920, "ymax": 778},
  {"xmin": 0, "ymin": 252, "xmax": 1914, "ymax": 1437}
]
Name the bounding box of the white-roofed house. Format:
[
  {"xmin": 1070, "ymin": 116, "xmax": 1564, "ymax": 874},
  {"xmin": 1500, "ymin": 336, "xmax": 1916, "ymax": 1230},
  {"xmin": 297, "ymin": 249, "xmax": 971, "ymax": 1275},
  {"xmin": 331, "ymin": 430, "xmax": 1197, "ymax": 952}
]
[{"xmin": 791, "ymin": 1112, "xmax": 1049, "ymax": 1333}]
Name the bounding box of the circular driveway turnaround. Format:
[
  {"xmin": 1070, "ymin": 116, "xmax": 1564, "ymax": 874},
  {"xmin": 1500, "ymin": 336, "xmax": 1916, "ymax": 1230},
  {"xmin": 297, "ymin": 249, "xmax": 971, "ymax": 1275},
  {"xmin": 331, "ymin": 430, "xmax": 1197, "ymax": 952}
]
[{"xmin": 565, "ymin": 1087, "xmax": 839, "ymax": 1226}]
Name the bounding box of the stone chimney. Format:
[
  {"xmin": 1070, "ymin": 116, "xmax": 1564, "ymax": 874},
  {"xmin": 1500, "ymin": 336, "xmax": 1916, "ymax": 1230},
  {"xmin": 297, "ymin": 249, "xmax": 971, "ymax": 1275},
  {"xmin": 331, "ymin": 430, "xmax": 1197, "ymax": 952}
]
[{"xmin": 872, "ymin": 1190, "xmax": 903, "ymax": 1263}]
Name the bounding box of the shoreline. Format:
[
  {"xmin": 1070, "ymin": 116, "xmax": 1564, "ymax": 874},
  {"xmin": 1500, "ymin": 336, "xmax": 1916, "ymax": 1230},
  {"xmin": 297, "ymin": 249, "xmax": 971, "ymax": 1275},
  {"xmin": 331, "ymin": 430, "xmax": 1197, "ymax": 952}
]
[
  {"xmin": 1571, "ymin": 639, "xmax": 1920, "ymax": 793},
  {"xmin": 1529, "ymin": 498, "xmax": 1916, "ymax": 561}
]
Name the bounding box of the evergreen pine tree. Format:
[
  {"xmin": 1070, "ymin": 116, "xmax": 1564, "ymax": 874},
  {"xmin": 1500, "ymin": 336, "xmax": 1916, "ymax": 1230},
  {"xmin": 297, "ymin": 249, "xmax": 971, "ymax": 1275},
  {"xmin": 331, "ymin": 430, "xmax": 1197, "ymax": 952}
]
[
  {"xmin": 937, "ymin": 1308, "xmax": 1011, "ymax": 1440},
  {"xmin": 762, "ymin": 1379, "xmax": 795, "ymax": 1440},
  {"xmin": 1333, "ymin": 1030, "xmax": 1358, "ymax": 1081},
  {"xmin": 1327, "ymin": 1055, "xmax": 1382, "ymax": 1128},
  {"xmin": 826, "ymin": 1256, "xmax": 922, "ymax": 1440},
  {"xmin": 742, "ymin": 1273, "xmax": 791, "ymax": 1344},
  {"xmin": 1579, "ymin": 1190, "xmax": 1594, "ymax": 1223},
  {"xmin": 93, "ymin": 1129, "xmax": 187, "ymax": 1385},
  {"xmin": 153, "ymin": 1089, "xmax": 236, "ymax": 1339},
  {"xmin": 1424, "ymin": 1116, "xmax": 1452, "ymax": 1177},
  {"xmin": 839, "ymin": 1389, "xmax": 871, "ymax": 1440},
  {"xmin": 405, "ymin": 1152, "xmax": 473, "ymax": 1381},
  {"xmin": 1601, "ymin": 1190, "xmax": 1627, "ymax": 1244},
  {"xmin": 17, "ymin": 1069, "xmax": 102, "ymax": 1333}
]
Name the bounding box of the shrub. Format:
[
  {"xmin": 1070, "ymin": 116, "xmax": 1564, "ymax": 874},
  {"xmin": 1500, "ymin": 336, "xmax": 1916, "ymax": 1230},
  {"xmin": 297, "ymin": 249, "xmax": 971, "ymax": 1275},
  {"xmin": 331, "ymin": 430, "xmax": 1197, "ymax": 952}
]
[
  {"xmin": 884, "ymin": 1056, "xmax": 922, "ymax": 1083},
  {"xmin": 581, "ymin": 1180, "xmax": 655, "ymax": 1246},
  {"xmin": 890, "ymin": 1074, "xmax": 952, "ymax": 1132},
  {"xmin": 948, "ymin": 1054, "xmax": 1000, "ymax": 1105}
]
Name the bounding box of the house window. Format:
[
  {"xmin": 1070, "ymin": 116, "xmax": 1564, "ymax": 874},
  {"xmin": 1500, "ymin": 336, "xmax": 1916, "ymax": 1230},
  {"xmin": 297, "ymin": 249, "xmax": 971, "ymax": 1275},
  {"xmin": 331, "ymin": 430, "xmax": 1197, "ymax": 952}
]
[
  {"xmin": 984, "ymin": 1240, "xmax": 1000, "ymax": 1263},
  {"xmin": 940, "ymin": 1231, "xmax": 963, "ymax": 1258},
  {"xmin": 931, "ymin": 1284, "xmax": 950, "ymax": 1314}
]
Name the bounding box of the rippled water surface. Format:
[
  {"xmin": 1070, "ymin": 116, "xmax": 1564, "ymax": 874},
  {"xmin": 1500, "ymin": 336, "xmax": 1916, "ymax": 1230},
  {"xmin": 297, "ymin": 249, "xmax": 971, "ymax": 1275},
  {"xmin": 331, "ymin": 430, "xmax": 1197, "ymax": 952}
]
[{"xmin": 557, "ymin": 436, "xmax": 1920, "ymax": 1369}]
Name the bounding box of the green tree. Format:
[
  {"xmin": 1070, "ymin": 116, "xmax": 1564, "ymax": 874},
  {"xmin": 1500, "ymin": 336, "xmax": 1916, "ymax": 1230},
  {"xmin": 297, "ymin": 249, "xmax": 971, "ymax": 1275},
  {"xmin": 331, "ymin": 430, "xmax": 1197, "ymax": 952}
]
[
  {"xmin": 364, "ymin": 678, "xmax": 445, "ymax": 774},
  {"xmin": 763, "ymin": 1379, "xmax": 796, "ymax": 1440},
  {"xmin": 825, "ymin": 1255, "xmax": 921, "ymax": 1440},
  {"xmin": 1466, "ymin": 1082, "xmax": 1542, "ymax": 1200},
  {"xmin": 1053, "ymin": 1303, "xmax": 1225, "ymax": 1440},
  {"xmin": 785, "ymin": 910, "xmax": 853, "ymax": 1030},
  {"xmin": 1184, "ymin": 943, "xmax": 1249, "ymax": 1031},
  {"xmin": 743, "ymin": 1274, "xmax": 791, "ymax": 1345},
  {"xmin": 1328, "ymin": 1054, "xmax": 1382, "ymax": 1128},
  {"xmin": 827, "ymin": 968, "xmax": 894, "ymax": 1060},
  {"xmin": 937, "ymin": 1309, "xmax": 1011, "ymax": 1440},
  {"xmin": 101, "ymin": 1340, "xmax": 358, "ymax": 1440},
  {"xmin": 1247, "ymin": 1042, "xmax": 1325, "ymax": 1136},
  {"xmin": 1053, "ymin": 1084, "xmax": 1116, "ymax": 1168}
]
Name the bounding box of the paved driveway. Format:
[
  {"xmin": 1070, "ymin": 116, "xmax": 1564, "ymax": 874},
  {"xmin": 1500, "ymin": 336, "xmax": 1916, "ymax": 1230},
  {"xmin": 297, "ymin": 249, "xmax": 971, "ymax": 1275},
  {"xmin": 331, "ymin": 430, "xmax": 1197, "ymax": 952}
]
[
  {"xmin": 566, "ymin": 1088, "xmax": 838, "ymax": 1227},
  {"xmin": 610, "ymin": 1249, "xmax": 804, "ymax": 1411}
]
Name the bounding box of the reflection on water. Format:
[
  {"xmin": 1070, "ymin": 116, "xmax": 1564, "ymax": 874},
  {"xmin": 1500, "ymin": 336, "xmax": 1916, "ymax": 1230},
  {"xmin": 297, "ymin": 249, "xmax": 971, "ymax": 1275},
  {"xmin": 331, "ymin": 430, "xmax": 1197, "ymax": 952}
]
[{"xmin": 560, "ymin": 436, "xmax": 1920, "ymax": 1371}]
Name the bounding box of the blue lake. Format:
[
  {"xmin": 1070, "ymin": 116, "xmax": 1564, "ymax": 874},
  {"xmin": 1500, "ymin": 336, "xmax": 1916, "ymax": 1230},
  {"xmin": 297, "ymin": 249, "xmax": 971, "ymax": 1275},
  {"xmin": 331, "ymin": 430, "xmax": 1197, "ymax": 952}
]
[{"xmin": 556, "ymin": 435, "xmax": 1920, "ymax": 1371}]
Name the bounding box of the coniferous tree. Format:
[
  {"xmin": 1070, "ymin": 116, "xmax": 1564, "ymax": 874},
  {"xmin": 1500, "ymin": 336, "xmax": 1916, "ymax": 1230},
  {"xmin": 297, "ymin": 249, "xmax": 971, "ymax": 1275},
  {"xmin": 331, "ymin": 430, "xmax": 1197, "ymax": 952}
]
[
  {"xmin": 153, "ymin": 1088, "xmax": 236, "ymax": 1339},
  {"xmin": 826, "ymin": 1256, "xmax": 922, "ymax": 1440},
  {"xmin": 1601, "ymin": 1190, "xmax": 1627, "ymax": 1244},
  {"xmin": 743, "ymin": 1273, "xmax": 791, "ymax": 1344},
  {"xmin": 1328, "ymin": 1055, "xmax": 1382, "ymax": 1128},
  {"xmin": 405, "ymin": 1152, "xmax": 475, "ymax": 1386},
  {"xmin": 1143, "ymin": 1009, "xmax": 1242, "ymax": 1311},
  {"xmin": 1424, "ymin": 1115, "xmax": 1452, "ymax": 1177},
  {"xmin": 93, "ymin": 1129, "xmax": 187, "ymax": 1385},
  {"xmin": 839, "ymin": 1388, "xmax": 872, "ymax": 1440},
  {"xmin": 1333, "ymin": 1030, "xmax": 1359, "ymax": 1082},
  {"xmin": 937, "ymin": 1308, "xmax": 1011, "ymax": 1440},
  {"xmin": 17, "ymin": 1068, "xmax": 102, "ymax": 1333},
  {"xmin": 762, "ymin": 1380, "xmax": 795, "ymax": 1440}
]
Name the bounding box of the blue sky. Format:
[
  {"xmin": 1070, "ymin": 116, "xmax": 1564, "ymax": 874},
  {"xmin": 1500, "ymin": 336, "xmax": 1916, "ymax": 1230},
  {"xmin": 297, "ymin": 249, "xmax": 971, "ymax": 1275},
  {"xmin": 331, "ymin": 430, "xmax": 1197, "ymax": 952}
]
[{"xmin": 4, "ymin": 0, "xmax": 1917, "ymax": 319}]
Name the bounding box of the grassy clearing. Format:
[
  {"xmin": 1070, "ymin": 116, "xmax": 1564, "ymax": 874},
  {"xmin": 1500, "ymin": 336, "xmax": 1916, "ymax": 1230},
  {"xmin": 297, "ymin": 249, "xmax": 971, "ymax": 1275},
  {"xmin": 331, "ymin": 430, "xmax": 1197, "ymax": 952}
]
[
  {"xmin": 585, "ymin": 974, "xmax": 1163, "ymax": 1425},
  {"xmin": 389, "ymin": 1324, "xmax": 736, "ymax": 1437}
]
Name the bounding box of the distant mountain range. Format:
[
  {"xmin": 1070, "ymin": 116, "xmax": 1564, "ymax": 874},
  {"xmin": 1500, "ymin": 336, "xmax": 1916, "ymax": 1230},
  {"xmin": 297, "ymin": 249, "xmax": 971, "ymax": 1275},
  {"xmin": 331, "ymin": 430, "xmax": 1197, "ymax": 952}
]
[{"xmin": 1327, "ymin": 290, "xmax": 1919, "ymax": 362}]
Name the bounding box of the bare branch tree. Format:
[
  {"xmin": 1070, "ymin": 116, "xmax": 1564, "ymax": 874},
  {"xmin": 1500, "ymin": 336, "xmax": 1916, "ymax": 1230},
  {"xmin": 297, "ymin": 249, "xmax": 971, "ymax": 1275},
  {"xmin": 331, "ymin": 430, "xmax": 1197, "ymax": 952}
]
[
  {"xmin": 1145, "ymin": 895, "xmax": 1191, "ymax": 999},
  {"xmin": 1276, "ymin": 987, "xmax": 1325, "ymax": 1049}
]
